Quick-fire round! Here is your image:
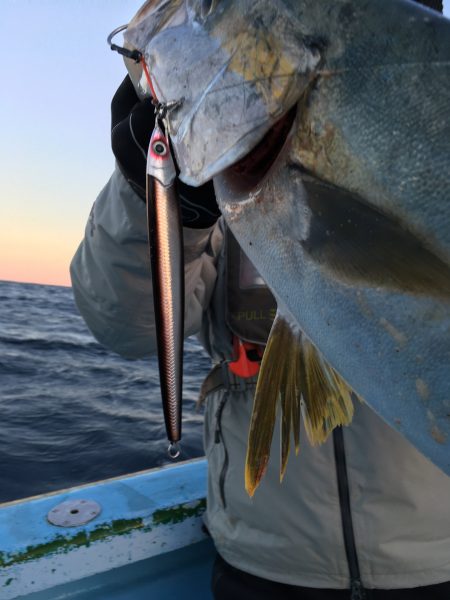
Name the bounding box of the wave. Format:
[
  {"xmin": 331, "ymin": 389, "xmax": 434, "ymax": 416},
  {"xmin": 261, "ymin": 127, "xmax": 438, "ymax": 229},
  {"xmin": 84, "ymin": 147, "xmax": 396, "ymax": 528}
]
[
  {"xmin": 0, "ymin": 335, "xmax": 107, "ymax": 354},
  {"xmin": 0, "ymin": 280, "xmax": 209, "ymax": 504}
]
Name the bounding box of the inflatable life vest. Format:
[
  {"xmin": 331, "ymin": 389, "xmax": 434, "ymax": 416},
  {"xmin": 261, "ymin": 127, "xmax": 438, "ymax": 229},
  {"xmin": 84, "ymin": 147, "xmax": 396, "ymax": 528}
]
[{"xmin": 224, "ymin": 227, "xmax": 277, "ymax": 377}]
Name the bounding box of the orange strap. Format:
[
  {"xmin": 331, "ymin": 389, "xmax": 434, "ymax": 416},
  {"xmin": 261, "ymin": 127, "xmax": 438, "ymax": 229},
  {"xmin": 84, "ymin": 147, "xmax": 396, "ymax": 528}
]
[{"xmin": 228, "ymin": 337, "xmax": 264, "ymax": 378}]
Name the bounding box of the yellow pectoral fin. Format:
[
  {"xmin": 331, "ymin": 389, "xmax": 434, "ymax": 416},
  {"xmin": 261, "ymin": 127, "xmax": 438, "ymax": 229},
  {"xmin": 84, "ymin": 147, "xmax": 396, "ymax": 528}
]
[
  {"xmin": 300, "ymin": 335, "xmax": 354, "ymax": 446},
  {"xmin": 245, "ymin": 318, "xmax": 288, "ymax": 497},
  {"xmin": 245, "ymin": 312, "xmax": 356, "ymax": 497}
]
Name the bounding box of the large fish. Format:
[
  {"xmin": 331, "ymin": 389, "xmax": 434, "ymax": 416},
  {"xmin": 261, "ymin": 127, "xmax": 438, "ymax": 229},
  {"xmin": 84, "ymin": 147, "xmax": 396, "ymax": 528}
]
[{"xmin": 122, "ymin": 0, "xmax": 450, "ymax": 494}]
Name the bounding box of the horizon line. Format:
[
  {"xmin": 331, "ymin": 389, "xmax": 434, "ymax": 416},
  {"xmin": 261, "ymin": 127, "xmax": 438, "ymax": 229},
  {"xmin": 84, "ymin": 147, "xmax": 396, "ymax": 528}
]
[{"xmin": 0, "ymin": 278, "xmax": 71, "ymax": 289}]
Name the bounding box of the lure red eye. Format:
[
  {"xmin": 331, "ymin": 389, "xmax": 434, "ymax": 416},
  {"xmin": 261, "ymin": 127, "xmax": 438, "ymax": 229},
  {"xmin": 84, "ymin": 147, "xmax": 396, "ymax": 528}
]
[{"xmin": 152, "ymin": 138, "xmax": 168, "ymax": 157}]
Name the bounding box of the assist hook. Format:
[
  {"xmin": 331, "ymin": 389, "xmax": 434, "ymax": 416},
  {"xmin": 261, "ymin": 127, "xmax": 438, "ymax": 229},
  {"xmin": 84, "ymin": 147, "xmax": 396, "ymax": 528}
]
[{"xmin": 107, "ymin": 24, "xmax": 142, "ymax": 62}]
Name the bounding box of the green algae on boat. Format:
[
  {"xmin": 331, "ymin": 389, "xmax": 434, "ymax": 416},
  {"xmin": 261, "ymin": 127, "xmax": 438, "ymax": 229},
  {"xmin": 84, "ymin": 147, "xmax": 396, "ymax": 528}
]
[
  {"xmin": 152, "ymin": 499, "xmax": 206, "ymax": 526},
  {"xmin": 0, "ymin": 517, "xmax": 144, "ymax": 568}
]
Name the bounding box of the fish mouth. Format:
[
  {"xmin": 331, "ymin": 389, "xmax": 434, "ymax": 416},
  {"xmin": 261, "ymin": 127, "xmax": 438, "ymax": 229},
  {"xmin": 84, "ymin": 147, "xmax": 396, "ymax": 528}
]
[{"xmin": 219, "ymin": 105, "xmax": 297, "ymax": 196}]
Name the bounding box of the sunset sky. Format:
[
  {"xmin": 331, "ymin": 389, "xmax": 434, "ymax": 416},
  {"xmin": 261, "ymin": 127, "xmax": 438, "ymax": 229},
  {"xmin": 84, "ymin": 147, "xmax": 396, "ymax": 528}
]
[
  {"xmin": 1, "ymin": 1, "xmax": 142, "ymax": 286},
  {"xmin": 1, "ymin": 1, "xmax": 449, "ymax": 287}
]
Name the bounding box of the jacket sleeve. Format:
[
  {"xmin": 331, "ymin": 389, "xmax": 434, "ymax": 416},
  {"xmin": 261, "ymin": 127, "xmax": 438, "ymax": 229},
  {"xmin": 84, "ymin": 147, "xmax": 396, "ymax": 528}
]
[{"xmin": 70, "ymin": 167, "xmax": 219, "ymax": 358}]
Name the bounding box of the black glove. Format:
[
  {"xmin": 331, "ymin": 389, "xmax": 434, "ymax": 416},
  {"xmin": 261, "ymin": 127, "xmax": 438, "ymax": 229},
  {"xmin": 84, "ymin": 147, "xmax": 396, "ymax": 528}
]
[{"xmin": 111, "ymin": 76, "xmax": 221, "ymax": 229}]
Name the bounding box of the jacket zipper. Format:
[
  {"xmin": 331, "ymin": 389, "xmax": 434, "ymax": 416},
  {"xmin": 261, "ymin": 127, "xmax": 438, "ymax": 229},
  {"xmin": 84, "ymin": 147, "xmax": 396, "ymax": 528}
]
[
  {"xmin": 214, "ymin": 390, "xmax": 229, "ymax": 509},
  {"xmin": 333, "ymin": 427, "xmax": 367, "ymax": 600}
]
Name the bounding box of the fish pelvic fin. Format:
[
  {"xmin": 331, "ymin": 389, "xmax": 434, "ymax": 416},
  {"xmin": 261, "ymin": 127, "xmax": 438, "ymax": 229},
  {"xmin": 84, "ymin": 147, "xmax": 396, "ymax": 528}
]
[{"xmin": 245, "ymin": 312, "xmax": 355, "ymax": 497}]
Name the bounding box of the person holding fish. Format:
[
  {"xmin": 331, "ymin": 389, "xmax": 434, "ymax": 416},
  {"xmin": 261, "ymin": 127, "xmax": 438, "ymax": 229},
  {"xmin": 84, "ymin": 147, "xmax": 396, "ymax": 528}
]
[{"xmin": 72, "ymin": 0, "xmax": 450, "ymax": 598}]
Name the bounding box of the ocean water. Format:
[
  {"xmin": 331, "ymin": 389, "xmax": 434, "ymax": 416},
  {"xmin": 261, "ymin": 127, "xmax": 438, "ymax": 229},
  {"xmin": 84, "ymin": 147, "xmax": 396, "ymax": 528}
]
[{"xmin": 0, "ymin": 280, "xmax": 210, "ymax": 504}]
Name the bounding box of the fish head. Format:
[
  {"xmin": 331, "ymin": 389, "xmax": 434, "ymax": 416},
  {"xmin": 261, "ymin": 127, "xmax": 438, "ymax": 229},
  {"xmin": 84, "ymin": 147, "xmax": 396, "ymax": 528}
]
[{"xmin": 123, "ymin": 0, "xmax": 321, "ymax": 185}]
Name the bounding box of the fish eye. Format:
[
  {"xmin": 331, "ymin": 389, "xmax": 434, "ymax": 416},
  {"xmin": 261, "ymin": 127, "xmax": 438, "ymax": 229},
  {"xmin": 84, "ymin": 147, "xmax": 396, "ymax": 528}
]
[
  {"xmin": 152, "ymin": 140, "xmax": 168, "ymax": 156},
  {"xmin": 200, "ymin": 0, "xmax": 216, "ymax": 19}
]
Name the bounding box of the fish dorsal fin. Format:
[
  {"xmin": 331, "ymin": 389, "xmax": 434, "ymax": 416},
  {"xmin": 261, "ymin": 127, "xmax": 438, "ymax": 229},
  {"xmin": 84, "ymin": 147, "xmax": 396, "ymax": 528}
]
[{"xmin": 245, "ymin": 311, "xmax": 355, "ymax": 497}]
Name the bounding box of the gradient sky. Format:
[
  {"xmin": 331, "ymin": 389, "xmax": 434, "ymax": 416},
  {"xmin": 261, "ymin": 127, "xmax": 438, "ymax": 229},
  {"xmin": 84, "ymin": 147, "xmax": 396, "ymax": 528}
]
[
  {"xmin": 1, "ymin": 1, "xmax": 449, "ymax": 287},
  {"xmin": 0, "ymin": 1, "xmax": 142, "ymax": 286}
]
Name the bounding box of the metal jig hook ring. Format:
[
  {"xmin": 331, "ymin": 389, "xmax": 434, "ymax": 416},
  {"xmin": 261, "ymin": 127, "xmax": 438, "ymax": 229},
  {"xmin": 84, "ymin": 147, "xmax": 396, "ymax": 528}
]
[{"xmin": 168, "ymin": 442, "xmax": 181, "ymax": 460}]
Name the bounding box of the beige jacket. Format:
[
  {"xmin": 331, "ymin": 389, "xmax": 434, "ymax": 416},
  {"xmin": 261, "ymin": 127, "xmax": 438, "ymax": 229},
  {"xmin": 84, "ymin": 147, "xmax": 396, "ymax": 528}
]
[{"xmin": 71, "ymin": 168, "xmax": 450, "ymax": 590}]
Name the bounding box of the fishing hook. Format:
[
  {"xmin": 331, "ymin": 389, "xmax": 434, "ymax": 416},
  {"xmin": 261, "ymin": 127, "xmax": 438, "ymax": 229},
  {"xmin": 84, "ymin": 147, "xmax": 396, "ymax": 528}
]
[
  {"xmin": 107, "ymin": 23, "xmax": 185, "ymax": 125},
  {"xmin": 107, "ymin": 24, "xmax": 142, "ymax": 63}
]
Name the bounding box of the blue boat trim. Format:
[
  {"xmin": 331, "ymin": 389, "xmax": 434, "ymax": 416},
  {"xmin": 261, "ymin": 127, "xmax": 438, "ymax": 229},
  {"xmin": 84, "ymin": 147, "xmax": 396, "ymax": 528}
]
[
  {"xmin": 0, "ymin": 459, "xmax": 209, "ymax": 599},
  {"xmin": 0, "ymin": 499, "xmax": 207, "ymax": 568}
]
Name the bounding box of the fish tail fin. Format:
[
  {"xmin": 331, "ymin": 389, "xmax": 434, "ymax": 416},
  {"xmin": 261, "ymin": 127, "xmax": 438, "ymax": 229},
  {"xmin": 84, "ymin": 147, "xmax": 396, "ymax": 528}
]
[{"xmin": 245, "ymin": 312, "xmax": 355, "ymax": 497}]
